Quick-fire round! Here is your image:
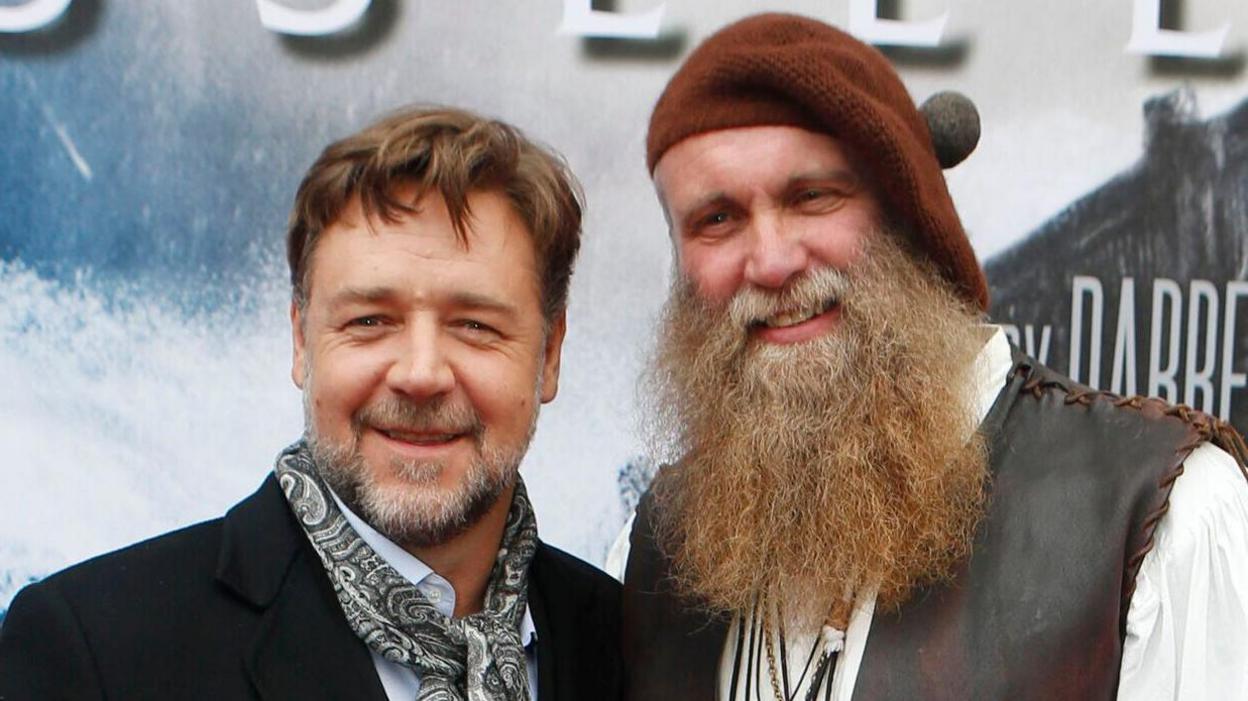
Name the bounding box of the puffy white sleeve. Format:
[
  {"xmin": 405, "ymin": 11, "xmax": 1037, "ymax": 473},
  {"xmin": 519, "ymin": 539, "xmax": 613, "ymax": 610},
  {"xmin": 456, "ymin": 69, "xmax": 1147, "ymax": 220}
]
[{"xmin": 1118, "ymin": 442, "xmax": 1248, "ymax": 700}]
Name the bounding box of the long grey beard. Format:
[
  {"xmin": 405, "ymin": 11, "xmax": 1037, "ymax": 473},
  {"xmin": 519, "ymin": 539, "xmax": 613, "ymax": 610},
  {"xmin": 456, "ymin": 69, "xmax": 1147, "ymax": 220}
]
[
  {"xmin": 276, "ymin": 440, "xmax": 537, "ymax": 701},
  {"xmin": 643, "ymin": 233, "xmax": 990, "ymax": 621}
]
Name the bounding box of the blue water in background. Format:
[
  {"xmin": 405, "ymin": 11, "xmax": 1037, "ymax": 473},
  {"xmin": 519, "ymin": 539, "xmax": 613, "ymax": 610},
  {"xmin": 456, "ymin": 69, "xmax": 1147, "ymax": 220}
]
[
  {"xmin": 0, "ymin": 2, "xmax": 370, "ymax": 610},
  {"xmin": 0, "ymin": 1, "xmax": 406, "ymax": 307},
  {"xmin": 1, "ymin": 45, "xmax": 301, "ymax": 312}
]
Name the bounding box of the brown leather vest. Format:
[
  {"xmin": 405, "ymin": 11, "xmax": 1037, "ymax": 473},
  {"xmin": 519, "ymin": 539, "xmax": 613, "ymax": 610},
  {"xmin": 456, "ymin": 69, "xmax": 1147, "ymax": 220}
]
[{"xmin": 622, "ymin": 354, "xmax": 1247, "ymax": 700}]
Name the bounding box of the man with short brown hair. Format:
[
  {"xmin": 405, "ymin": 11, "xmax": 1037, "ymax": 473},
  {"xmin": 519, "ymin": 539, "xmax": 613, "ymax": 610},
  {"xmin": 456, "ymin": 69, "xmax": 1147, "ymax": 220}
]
[
  {"xmin": 0, "ymin": 106, "xmax": 621, "ymax": 700},
  {"xmin": 614, "ymin": 13, "xmax": 1248, "ymax": 700}
]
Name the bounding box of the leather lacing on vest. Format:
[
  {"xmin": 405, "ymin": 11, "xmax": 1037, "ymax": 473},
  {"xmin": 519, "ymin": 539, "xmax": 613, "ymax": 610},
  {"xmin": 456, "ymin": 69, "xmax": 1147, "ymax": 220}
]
[{"xmin": 1008, "ymin": 357, "xmax": 1248, "ymax": 620}]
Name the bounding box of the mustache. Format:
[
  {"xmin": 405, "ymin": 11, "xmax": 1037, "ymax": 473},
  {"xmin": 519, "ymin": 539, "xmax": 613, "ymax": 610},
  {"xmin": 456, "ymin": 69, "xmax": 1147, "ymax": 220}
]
[
  {"xmin": 722, "ymin": 266, "xmax": 852, "ymax": 330},
  {"xmin": 352, "ymin": 397, "xmax": 484, "ymax": 441}
]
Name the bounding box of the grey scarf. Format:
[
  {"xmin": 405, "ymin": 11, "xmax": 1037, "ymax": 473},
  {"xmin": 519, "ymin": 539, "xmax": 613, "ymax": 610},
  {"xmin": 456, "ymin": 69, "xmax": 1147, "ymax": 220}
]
[{"xmin": 275, "ymin": 441, "xmax": 537, "ymax": 701}]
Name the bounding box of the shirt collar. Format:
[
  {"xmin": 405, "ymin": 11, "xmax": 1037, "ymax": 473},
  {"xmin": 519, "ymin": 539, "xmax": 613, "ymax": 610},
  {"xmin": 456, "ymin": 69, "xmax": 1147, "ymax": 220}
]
[
  {"xmin": 327, "ymin": 486, "xmax": 538, "ymax": 647},
  {"xmin": 970, "ymin": 325, "xmax": 1013, "ymax": 426}
]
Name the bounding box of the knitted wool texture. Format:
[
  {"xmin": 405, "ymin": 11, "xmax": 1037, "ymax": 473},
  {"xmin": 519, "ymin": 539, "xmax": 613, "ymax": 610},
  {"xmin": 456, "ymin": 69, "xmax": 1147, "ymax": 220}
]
[{"xmin": 646, "ymin": 13, "xmax": 989, "ymax": 310}]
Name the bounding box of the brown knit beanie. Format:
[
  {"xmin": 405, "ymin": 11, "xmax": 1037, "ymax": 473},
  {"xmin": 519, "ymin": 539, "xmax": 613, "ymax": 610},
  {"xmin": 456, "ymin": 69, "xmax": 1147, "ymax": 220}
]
[{"xmin": 647, "ymin": 13, "xmax": 989, "ymax": 311}]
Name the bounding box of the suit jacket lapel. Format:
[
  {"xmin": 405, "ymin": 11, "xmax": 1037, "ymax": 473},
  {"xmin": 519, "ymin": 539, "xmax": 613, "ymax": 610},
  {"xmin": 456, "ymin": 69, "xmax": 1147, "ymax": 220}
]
[
  {"xmin": 245, "ymin": 550, "xmax": 388, "ymax": 700},
  {"xmin": 216, "ymin": 475, "xmax": 388, "ymax": 701},
  {"xmin": 528, "ymin": 543, "xmax": 626, "ymax": 701},
  {"xmin": 527, "ymin": 576, "xmax": 558, "ymax": 700}
]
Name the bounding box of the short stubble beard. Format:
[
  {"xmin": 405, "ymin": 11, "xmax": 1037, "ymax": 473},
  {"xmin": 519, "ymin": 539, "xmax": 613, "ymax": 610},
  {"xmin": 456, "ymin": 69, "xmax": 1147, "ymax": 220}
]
[
  {"xmin": 644, "ymin": 232, "xmax": 991, "ymax": 626},
  {"xmin": 303, "ymin": 367, "xmax": 541, "ymax": 550}
]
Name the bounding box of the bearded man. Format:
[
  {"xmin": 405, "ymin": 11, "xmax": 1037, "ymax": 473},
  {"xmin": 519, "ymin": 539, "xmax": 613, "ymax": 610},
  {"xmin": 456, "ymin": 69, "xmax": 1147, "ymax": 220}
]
[
  {"xmin": 0, "ymin": 107, "xmax": 621, "ymax": 700},
  {"xmin": 610, "ymin": 13, "xmax": 1248, "ymax": 700}
]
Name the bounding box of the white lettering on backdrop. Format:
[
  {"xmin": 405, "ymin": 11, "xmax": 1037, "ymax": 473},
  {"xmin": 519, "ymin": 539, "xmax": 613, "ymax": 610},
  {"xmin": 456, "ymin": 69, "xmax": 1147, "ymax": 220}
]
[
  {"xmin": 0, "ymin": 0, "xmax": 72, "ymax": 33},
  {"xmin": 1126, "ymin": 0, "xmax": 1230, "ymax": 58},
  {"xmin": 557, "ymin": 0, "xmax": 665, "ymax": 38},
  {"xmin": 256, "ymin": 0, "xmax": 372, "ymax": 36},
  {"xmin": 1, "ymin": 0, "xmax": 1239, "ymax": 58},
  {"xmin": 847, "ymin": 0, "xmax": 947, "ymax": 47},
  {"xmin": 1057, "ymin": 275, "xmax": 1248, "ymax": 420}
]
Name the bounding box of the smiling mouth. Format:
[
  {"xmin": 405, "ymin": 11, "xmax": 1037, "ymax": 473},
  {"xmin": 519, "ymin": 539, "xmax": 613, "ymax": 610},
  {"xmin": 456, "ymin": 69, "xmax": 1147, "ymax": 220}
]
[
  {"xmin": 753, "ymin": 297, "xmax": 840, "ymax": 329},
  {"xmin": 377, "ymin": 428, "xmax": 467, "ymax": 445}
]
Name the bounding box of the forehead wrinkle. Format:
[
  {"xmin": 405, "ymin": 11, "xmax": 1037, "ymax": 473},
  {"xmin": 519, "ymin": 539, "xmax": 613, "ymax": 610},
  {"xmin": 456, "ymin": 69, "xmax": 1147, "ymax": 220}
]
[
  {"xmin": 788, "ymin": 168, "xmax": 862, "ymax": 188},
  {"xmin": 676, "ymin": 164, "xmax": 860, "ymax": 210},
  {"xmin": 449, "ymin": 290, "xmax": 520, "ymax": 317},
  {"xmin": 684, "ymin": 191, "xmax": 732, "ymax": 215},
  {"xmin": 325, "ymin": 285, "xmax": 400, "ymax": 308},
  {"xmin": 323, "ymin": 281, "xmax": 524, "ymax": 317}
]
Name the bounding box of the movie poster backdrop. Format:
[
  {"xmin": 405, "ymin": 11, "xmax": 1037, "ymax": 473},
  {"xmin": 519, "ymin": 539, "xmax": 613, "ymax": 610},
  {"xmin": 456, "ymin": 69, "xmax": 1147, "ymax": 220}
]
[{"xmin": 2, "ymin": 0, "xmax": 1246, "ymax": 613}]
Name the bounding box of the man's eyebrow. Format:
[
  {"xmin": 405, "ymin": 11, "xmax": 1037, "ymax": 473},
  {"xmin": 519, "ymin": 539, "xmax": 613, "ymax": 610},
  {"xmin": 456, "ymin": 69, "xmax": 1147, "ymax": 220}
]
[
  {"xmin": 448, "ymin": 291, "xmax": 520, "ymax": 316},
  {"xmin": 787, "ymin": 168, "xmax": 863, "ymax": 188},
  {"xmin": 677, "ymin": 169, "xmax": 863, "ymax": 220},
  {"xmin": 326, "ymin": 287, "xmax": 520, "ymax": 316},
  {"xmin": 678, "ymin": 192, "xmax": 733, "ymax": 221},
  {"xmin": 326, "ymin": 286, "xmax": 398, "ymax": 306}
]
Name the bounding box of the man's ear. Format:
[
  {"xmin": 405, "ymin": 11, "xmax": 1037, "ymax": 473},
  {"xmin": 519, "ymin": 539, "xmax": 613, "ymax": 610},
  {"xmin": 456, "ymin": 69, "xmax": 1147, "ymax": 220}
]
[
  {"xmin": 290, "ymin": 301, "xmax": 307, "ymax": 389},
  {"xmin": 540, "ymin": 310, "xmax": 567, "ymax": 404}
]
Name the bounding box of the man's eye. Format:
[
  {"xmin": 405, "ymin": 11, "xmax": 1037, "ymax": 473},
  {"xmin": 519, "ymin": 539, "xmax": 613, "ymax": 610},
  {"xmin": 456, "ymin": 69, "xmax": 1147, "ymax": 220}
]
[
  {"xmin": 347, "ymin": 316, "xmax": 384, "ymax": 328},
  {"xmin": 460, "ymin": 320, "xmax": 497, "ymax": 335},
  {"xmin": 693, "ymin": 211, "xmax": 733, "ymax": 232},
  {"xmin": 793, "ymin": 188, "xmax": 845, "ymax": 210}
]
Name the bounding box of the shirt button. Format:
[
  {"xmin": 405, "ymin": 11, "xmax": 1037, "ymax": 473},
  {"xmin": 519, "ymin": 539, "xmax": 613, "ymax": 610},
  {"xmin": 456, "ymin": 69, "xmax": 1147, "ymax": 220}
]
[{"xmin": 425, "ymin": 588, "xmax": 441, "ymax": 602}]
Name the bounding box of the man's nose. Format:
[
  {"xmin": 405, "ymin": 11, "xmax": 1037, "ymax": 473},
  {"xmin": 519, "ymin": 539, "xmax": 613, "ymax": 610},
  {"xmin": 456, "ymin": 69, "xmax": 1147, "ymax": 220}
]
[
  {"xmin": 742, "ymin": 214, "xmax": 809, "ymax": 290},
  {"xmin": 387, "ymin": 325, "xmax": 455, "ymax": 399}
]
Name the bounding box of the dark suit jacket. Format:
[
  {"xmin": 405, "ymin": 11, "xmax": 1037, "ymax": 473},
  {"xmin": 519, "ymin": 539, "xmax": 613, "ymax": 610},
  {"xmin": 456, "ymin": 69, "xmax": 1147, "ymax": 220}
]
[{"xmin": 0, "ymin": 475, "xmax": 622, "ymax": 700}]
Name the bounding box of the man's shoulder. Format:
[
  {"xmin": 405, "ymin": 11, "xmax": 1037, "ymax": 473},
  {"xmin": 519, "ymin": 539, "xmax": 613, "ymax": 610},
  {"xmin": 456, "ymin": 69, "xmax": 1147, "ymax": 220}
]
[
  {"xmin": 533, "ymin": 541, "xmax": 621, "ymax": 600},
  {"xmin": 530, "ymin": 541, "xmax": 623, "ymax": 697},
  {"xmin": 1158, "ymin": 442, "xmax": 1248, "ymax": 541},
  {"xmin": 532, "ymin": 540, "xmax": 621, "ymax": 629},
  {"xmin": 5, "ymin": 475, "xmax": 289, "ymax": 628},
  {"xmin": 29, "ymin": 516, "xmax": 227, "ymax": 602},
  {"xmin": 1016, "ymin": 356, "xmax": 1243, "ymax": 444},
  {"xmin": 0, "ymin": 476, "xmax": 329, "ymax": 699},
  {"xmin": 1006, "ymin": 355, "xmax": 1247, "ymax": 532},
  {"xmin": 0, "ymin": 517, "xmax": 232, "ymax": 682}
]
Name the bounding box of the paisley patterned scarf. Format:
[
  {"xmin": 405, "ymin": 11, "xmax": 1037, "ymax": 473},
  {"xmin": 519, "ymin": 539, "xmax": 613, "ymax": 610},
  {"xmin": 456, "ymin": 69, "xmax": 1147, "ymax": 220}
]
[{"xmin": 275, "ymin": 441, "xmax": 537, "ymax": 701}]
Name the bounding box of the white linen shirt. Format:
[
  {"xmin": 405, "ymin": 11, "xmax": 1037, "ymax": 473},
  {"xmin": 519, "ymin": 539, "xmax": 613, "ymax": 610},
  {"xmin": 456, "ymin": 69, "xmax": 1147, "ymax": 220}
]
[
  {"xmin": 605, "ymin": 327, "xmax": 1248, "ymax": 700},
  {"xmin": 330, "ymin": 489, "xmax": 539, "ymax": 701}
]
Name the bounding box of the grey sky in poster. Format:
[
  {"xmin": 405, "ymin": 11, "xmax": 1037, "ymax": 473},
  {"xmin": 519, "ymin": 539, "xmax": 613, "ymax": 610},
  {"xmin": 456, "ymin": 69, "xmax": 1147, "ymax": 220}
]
[{"xmin": 989, "ymin": 91, "xmax": 1248, "ymax": 425}]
